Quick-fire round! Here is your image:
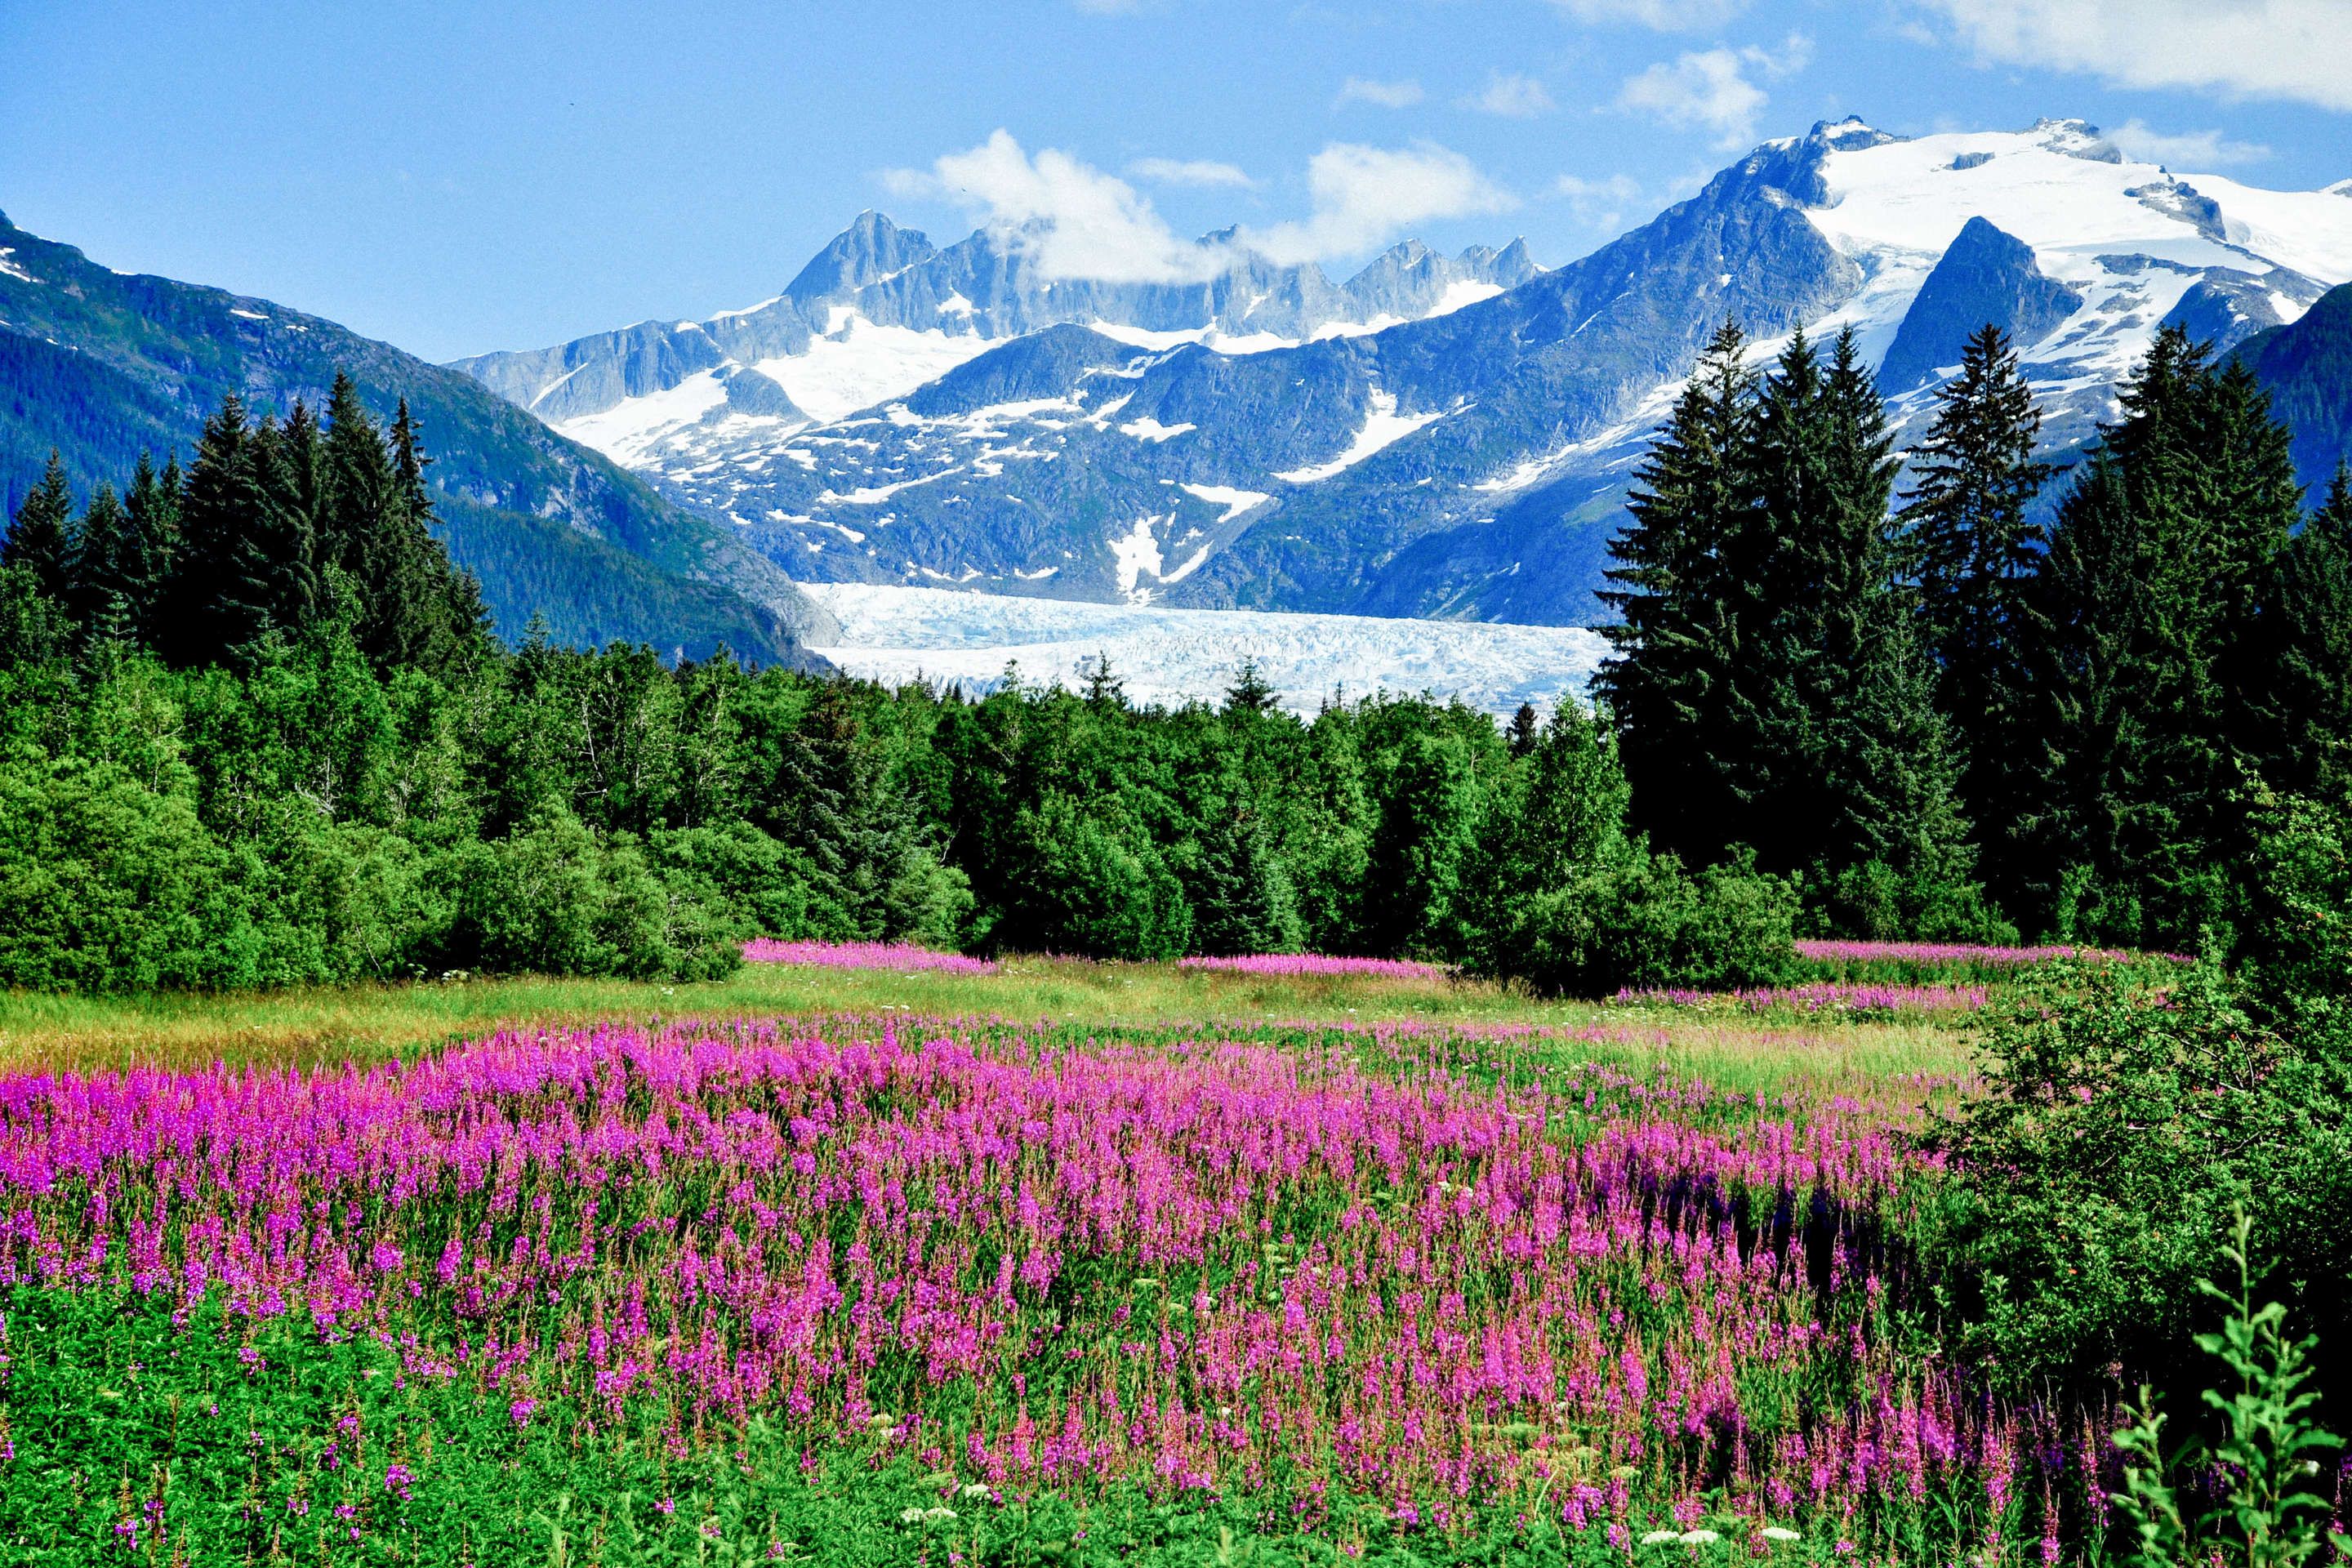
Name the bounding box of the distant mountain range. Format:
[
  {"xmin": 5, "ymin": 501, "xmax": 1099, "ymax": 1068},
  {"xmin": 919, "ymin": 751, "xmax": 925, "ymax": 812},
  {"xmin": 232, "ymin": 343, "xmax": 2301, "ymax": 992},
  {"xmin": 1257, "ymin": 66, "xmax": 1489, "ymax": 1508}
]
[
  {"xmin": 454, "ymin": 117, "xmax": 2352, "ymax": 626},
  {"xmin": 7, "ymin": 115, "xmax": 2350, "ymax": 662},
  {"xmin": 0, "ymin": 212, "xmax": 835, "ymax": 666}
]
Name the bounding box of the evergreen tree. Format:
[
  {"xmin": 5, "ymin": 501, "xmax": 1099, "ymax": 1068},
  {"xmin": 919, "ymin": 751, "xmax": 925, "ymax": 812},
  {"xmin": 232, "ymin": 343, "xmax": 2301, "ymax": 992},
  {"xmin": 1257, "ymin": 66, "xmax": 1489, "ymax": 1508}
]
[
  {"xmin": 318, "ymin": 372, "xmax": 391, "ymax": 577},
  {"xmin": 2019, "ymin": 327, "xmax": 2305, "ymax": 942},
  {"xmin": 250, "ymin": 412, "xmax": 323, "ymax": 635},
  {"xmin": 1505, "ymin": 702, "xmax": 1540, "ymax": 758},
  {"xmin": 1900, "ymin": 323, "xmax": 2052, "ymax": 869},
  {"xmin": 121, "ymin": 452, "xmax": 181, "ymax": 643},
  {"xmin": 1224, "ymin": 655, "xmax": 1277, "ymax": 715},
  {"xmin": 1596, "ymin": 318, "xmax": 1757, "ymax": 858},
  {"xmin": 160, "ymin": 394, "xmax": 278, "ymax": 664},
  {"xmin": 67, "ymin": 483, "xmax": 139, "ymax": 648},
  {"xmin": 1190, "ymin": 804, "xmax": 1303, "ymax": 955},
  {"xmin": 2240, "ymin": 465, "xmax": 2352, "ymax": 800},
  {"xmin": 3, "ymin": 451, "xmax": 75, "ymax": 607}
]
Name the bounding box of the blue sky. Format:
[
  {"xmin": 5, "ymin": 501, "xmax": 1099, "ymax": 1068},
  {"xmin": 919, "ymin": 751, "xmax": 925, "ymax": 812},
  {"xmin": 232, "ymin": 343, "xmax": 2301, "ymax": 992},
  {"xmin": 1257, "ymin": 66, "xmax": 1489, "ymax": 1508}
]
[{"xmin": 4, "ymin": 0, "xmax": 2347, "ymax": 363}]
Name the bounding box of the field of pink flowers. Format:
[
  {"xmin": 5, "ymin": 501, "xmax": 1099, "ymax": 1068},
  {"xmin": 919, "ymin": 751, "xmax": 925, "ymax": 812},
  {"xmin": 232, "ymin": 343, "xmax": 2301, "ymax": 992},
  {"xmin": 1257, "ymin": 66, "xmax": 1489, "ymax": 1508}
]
[
  {"xmin": 1177, "ymin": 954, "xmax": 1452, "ymax": 980},
  {"xmin": 0, "ymin": 1012, "xmax": 2116, "ymax": 1563},
  {"xmin": 742, "ymin": 938, "xmax": 1000, "ymax": 974}
]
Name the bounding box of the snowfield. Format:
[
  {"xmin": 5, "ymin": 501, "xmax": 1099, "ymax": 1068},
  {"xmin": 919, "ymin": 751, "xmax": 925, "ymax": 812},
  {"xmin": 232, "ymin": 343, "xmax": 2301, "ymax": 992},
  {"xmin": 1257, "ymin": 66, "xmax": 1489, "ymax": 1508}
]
[{"xmin": 803, "ymin": 584, "xmax": 1606, "ymax": 718}]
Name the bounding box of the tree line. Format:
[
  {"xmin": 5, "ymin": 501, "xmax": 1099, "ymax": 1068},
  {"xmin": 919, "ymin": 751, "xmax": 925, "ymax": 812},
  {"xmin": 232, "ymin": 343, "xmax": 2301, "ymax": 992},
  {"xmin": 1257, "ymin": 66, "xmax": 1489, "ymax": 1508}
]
[
  {"xmin": 1599, "ymin": 318, "xmax": 2352, "ymax": 954},
  {"xmin": 2, "ymin": 324, "xmax": 2347, "ymax": 992}
]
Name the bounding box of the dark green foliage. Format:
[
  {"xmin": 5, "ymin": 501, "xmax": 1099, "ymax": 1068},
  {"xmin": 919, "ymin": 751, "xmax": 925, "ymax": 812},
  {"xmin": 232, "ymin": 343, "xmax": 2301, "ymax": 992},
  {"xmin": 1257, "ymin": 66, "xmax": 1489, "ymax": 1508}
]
[
  {"xmin": 1940, "ymin": 958, "xmax": 2352, "ymax": 1410},
  {"xmin": 1601, "ymin": 320, "xmax": 1984, "ymax": 938},
  {"xmin": 2019, "ymin": 327, "xmax": 2308, "ymax": 946},
  {"xmin": 1899, "ymin": 324, "xmax": 2051, "ymax": 894},
  {"xmin": 2238, "ymin": 466, "xmax": 2352, "ymax": 802},
  {"xmin": 2, "ymin": 448, "xmax": 74, "ymax": 603},
  {"xmin": 1454, "ymin": 705, "xmax": 1798, "ymax": 996},
  {"xmin": 1188, "ymin": 804, "xmax": 1304, "ymax": 956},
  {"xmin": 1597, "ymin": 318, "xmax": 1753, "ymax": 858}
]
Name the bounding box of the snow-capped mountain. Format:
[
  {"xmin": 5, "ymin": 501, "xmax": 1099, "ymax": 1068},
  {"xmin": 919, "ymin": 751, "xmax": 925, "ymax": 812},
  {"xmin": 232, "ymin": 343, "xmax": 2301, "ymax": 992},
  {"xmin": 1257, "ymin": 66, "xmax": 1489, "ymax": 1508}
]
[
  {"xmin": 452, "ymin": 214, "xmax": 1539, "ymax": 465},
  {"xmin": 455, "ymin": 118, "xmax": 2352, "ymax": 626}
]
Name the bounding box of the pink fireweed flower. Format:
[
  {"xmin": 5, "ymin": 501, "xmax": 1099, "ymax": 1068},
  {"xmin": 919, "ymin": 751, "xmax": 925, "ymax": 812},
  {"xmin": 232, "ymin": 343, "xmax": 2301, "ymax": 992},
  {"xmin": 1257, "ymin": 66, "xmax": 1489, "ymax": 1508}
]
[
  {"xmin": 741, "ymin": 939, "xmax": 997, "ymax": 974},
  {"xmin": 1178, "ymin": 954, "xmax": 1450, "ymax": 979}
]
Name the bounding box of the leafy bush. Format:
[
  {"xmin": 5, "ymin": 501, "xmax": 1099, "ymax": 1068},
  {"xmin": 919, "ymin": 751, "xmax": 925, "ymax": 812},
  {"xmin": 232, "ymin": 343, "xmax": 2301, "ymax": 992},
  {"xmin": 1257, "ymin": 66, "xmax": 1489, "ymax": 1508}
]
[
  {"xmin": 435, "ymin": 802, "xmax": 733, "ymax": 981},
  {"xmin": 2112, "ymin": 1212, "xmax": 2345, "ymax": 1568},
  {"xmin": 0, "ymin": 756, "xmax": 251, "ymax": 991},
  {"xmin": 1940, "ymin": 960, "xmax": 2352, "ymax": 1405},
  {"xmin": 1006, "ymin": 793, "xmax": 1191, "ymax": 960}
]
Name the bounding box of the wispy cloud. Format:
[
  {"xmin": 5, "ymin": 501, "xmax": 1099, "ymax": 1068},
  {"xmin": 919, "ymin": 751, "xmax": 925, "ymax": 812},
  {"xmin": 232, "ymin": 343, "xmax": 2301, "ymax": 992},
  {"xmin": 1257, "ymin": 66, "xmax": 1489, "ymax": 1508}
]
[
  {"xmin": 1336, "ymin": 76, "xmax": 1426, "ymax": 109},
  {"xmin": 1554, "ymin": 172, "xmax": 1643, "ymax": 227},
  {"xmin": 1906, "ymin": 0, "xmax": 2352, "ymax": 113},
  {"xmin": 887, "ymin": 131, "xmax": 1514, "ymax": 281},
  {"xmin": 2105, "ymin": 119, "xmax": 2272, "ymax": 169},
  {"xmin": 884, "ymin": 131, "xmax": 1223, "ymax": 283},
  {"xmin": 1246, "ymin": 141, "xmax": 1518, "ymax": 265},
  {"xmin": 1615, "ymin": 33, "xmax": 1811, "ymax": 149},
  {"xmin": 1459, "ymin": 72, "xmax": 1557, "ymax": 118},
  {"xmin": 1127, "ymin": 157, "xmax": 1258, "ymax": 188}
]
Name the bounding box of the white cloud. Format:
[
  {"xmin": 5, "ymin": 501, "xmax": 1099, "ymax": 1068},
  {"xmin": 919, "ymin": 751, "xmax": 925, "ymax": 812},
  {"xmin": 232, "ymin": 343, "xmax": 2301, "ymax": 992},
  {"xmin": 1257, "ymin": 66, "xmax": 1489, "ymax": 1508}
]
[
  {"xmin": 1128, "ymin": 157, "xmax": 1258, "ymax": 188},
  {"xmin": 884, "ymin": 131, "xmax": 1223, "ymax": 284},
  {"xmin": 1908, "ymin": 0, "xmax": 2352, "ymax": 113},
  {"xmin": 1615, "ymin": 33, "xmax": 1811, "ymax": 149},
  {"xmin": 1549, "ymin": 0, "xmax": 1747, "ymax": 28},
  {"xmin": 1246, "ymin": 142, "xmax": 1518, "ymax": 265},
  {"xmin": 1554, "ymin": 172, "xmax": 1643, "ymax": 227},
  {"xmin": 2105, "ymin": 119, "xmax": 2272, "ymax": 169},
  {"xmin": 888, "ymin": 132, "xmax": 1513, "ymax": 281},
  {"xmin": 1337, "ymin": 76, "xmax": 1426, "ymax": 109},
  {"xmin": 1459, "ymin": 72, "xmax": 1557, "ymax": 118}
]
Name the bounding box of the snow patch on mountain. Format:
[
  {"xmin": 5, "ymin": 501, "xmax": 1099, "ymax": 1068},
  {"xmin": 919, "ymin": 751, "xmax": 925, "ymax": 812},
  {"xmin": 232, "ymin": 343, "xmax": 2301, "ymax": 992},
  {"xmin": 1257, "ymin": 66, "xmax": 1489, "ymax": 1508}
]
[
  {"xmin": 750, "ymin": 314, "xmax": 993, "ymax": 425},
  {"xmin": 1276, "ymin": 390, "xmax": 1445, "ymax": 483},
  {"xmin": 557, "ymin": 369, "xmax": 733, "ymax": 464},
  {"xmin": 1178, "ymin": 483, "xmax": 1271, "ymax": 522},
  {"xmin": 803, "ymin": 584, "xmax": 1606, "ymax": 718}
]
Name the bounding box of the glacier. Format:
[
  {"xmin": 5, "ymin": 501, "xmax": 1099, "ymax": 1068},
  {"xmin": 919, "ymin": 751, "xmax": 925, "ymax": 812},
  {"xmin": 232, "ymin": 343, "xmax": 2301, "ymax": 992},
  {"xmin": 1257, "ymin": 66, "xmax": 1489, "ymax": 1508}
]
[{"xmin": 804, "ymin": 584, "xmax": 1606, "ymax": 719}]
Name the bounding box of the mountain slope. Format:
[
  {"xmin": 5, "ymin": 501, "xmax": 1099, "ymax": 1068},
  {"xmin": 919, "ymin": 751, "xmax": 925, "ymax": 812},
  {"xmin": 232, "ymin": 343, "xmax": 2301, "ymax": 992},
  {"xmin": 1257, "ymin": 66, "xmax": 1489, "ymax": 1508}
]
[
  {"xmin": 451, "ymin": 214, "xmax": 1541, "ymax": 474},
  {"xmin": 2234, "ymin": 280, "xmax": 2352, "ymax": 493},
  {"xmin": 454, "ymin": 118, "xmax": 2352, "ymax": 627},
  {"xmin": 0, "ymin": 213, "xmax": 835, "ymax": 664}
]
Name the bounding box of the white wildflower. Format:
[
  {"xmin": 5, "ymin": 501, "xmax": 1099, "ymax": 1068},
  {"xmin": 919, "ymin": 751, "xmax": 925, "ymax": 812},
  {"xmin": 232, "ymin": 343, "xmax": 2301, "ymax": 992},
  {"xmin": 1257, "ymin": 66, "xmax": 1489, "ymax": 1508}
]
[
  {"xmin": 960, "ymin": 1483, "xmax": 993, "ymax": 1500},
  {"xmin": 898, "ymin": 1508, "xmax": 925, "ymax": 1526},
  {"xmin": 1762, "ymin": 1526, "xmax": 1802, "ymax": 1543},
  {"xmin": 1680, "ymin": 1529, "xmax": 1722, "ymax": 1545},
  {"xmin": 1642, "ymin": 1530, "xmax": 1683, "ymax": 1545},
  {"xmin": 923, "ymin": 1507, "xmax": 957, "ymax": 1522}
]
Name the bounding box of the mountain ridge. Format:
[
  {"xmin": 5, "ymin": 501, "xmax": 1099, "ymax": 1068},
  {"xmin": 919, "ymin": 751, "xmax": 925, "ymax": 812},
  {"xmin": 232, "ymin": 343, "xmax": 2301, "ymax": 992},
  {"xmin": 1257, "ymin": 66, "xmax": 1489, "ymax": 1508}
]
[
  {"xmin": 455, "ymin": 115, "xmax": 2351, "ymax": 626},
  {"xmin": 0, "ymin": 211, "xmax": 836, "ymax": 665}
]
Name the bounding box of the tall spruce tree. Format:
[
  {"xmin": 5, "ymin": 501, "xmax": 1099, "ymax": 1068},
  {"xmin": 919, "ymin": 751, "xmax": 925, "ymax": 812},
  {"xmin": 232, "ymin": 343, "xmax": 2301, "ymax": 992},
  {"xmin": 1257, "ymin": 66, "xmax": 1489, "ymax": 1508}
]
[
  {"xmin": 387, "ymin": 397, "xmax": 489, "ymax": 670},
  {"xmin": 161, "ymin": 393, "xmax": 278, "ymax": 664},
  {"xmin": 2240, "ymin": 465, "xmax": 2352, "ymax": 800},
  {"xmin": 250, "ymin": 412, "xmax": 323, "ymax": 635},
  {"xmin": 67, "ymin": 483, "xmax": 139, "ymax": 647},
  {"xmin": 123, "ymin": 452, "xmax": 181, "ymax": 648},
  {"xmin": 4, "ymin": 451, "xmax": 75, "ymax": 607},
  {"xmin": 1596, "ymin": 318, "xmax": 1757, "ymax": 858},
  {"xmin": 2019, "ymin": 326, "xmax": 2305, "ymax": 942},
  {"xmin": 1900, "ymin": 323, "xmax": 2051, "ymax": 817}
]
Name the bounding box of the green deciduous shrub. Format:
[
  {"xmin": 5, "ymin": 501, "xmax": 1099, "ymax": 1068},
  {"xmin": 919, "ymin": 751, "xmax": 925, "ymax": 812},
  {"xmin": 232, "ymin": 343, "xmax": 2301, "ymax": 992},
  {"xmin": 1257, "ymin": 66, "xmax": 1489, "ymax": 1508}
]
[{"xmin": 1940, "ymin": 960, "xmax": 2352, "ymax": 1412}]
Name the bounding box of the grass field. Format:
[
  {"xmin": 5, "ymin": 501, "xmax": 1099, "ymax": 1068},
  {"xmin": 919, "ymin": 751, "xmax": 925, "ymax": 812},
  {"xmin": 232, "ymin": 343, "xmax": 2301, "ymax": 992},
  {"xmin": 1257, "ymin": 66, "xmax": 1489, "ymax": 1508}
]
[
  {"xmin": 0, "ymin": 958, "xmax": 2017, "ymax": 1566},
  {"xmin": 0, "ymin": 956, "xmax": 1972, "ymax": 1089}
]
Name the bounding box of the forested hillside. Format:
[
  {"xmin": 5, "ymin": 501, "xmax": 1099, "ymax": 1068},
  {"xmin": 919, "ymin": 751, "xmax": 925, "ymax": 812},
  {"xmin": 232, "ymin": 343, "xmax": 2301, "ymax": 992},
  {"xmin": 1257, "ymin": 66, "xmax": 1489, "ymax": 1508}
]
[{"xmin": 0, "ymin": 211, "xmax": 832, "ymax": 665}]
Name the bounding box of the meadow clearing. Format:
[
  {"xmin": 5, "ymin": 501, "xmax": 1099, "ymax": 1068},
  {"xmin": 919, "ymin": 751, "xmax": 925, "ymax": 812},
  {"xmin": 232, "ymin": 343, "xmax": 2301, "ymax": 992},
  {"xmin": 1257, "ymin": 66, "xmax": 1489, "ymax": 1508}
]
[{"xmin": 3, "ymin": 942, "xmax": 2226, "ymax": 1568}]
